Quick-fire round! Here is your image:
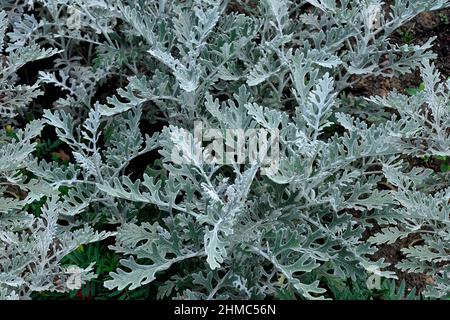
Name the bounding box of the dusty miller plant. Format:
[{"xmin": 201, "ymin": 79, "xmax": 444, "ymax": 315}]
[{"xmin": 0, "ymin": 0, "xmax": 449, "ymax": 299}]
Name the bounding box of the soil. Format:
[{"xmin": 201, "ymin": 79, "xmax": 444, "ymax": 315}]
[{"xmin": 352, "ymin": 7, "xmax": 450, "ymax": 97}]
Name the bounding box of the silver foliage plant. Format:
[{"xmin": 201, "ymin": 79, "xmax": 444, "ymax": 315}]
[{"xmin": 0, "ymin": 0, "xmax": 449, "ymax": 299}]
